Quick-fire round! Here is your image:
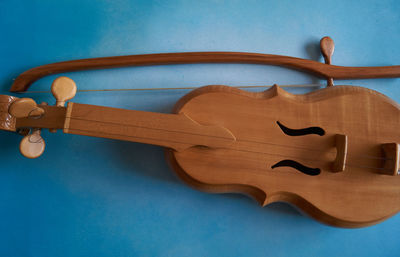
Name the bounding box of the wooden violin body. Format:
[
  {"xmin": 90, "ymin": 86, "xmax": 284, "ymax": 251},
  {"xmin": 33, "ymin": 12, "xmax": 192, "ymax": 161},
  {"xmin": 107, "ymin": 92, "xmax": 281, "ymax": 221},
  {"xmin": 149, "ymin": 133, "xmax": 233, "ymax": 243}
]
[
  {"xmin": 2, "ymin": 82, "xmax": 400, "ymax": 227},
  {"xmin": 166, "ymin": 85, "xmax": 400, "ymax": 228}
]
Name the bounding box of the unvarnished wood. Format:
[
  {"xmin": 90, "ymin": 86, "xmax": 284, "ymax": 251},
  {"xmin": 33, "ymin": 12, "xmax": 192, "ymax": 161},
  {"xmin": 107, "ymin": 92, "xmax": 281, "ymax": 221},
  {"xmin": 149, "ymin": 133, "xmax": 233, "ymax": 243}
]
[
  {"xmin": 166, "ymin": 85, "xmax": 400, "ymax": 228},
  {"xmin": 8, "ymin": 98, "xmax": 45, "ymax": 118},
  {"xmin": 382, "ymin": 143, "xmax": 399, "ymax": 176},
  {"xmin": 0, "ymin": 95, "xmax": 18, "ymax": 132},
  {"xmin": 10, "ymin": 52, "xmax": 400, "ymax": 92},
  {"xmin": 19, "ymin": 129, "xmax": 45, "ymax": 159},
  {"xmin": 51, "ymin": 76, "xmax": 77, "ymax": 107},
  {"xmin": 15, "ymin": 105, "xmax": 66, "ymax": 130},
  {"xmin": 4, "ymin": 82, "xmax": 400, "ymax": 228},
  {"xmin": 320, "ymin": 36, "xmax": 335, "ymax": 87},
  {"xmin": 64, "ymin": 102, "xmax": 235, "ymax": 151}
]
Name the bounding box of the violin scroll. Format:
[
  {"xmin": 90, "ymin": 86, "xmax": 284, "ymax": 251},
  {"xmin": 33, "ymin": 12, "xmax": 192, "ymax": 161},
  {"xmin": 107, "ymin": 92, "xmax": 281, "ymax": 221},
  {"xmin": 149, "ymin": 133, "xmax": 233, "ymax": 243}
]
[{"xmin": 1, "ymin": 76, "xmax": 77, "ymax": 158}]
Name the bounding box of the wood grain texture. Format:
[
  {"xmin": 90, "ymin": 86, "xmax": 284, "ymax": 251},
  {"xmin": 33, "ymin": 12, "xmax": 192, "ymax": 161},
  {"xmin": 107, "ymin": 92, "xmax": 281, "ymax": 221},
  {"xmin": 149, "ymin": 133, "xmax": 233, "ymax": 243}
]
[
  {"xmin": 15, "ymin": 105, "xmax": 66, "ymax": 130},
  {"xmin": 5, "ymin": 83, "xmax": 400, "ymax": 227},
  {"xmin": 51, "ymin": 76, "xmax": 77, "ymax": 107},
  {"xmin": 8, "ymin": 98, "xmax": 44, "ymax": 118},
  {"xmin": 166, "ymin": 84, "xmax": 400, "ymax": 228},
  {"xmin": 332, "ymin": 134, "xmax": 347, "ymax": 172},
  {"xmin": 382, "ymin": 143, "xmax": 399, "ymax": 176},
  {"xmin": 10, "ymin": 52, "xmax": 400, "ymax": 92},
  {"xmin": 64, "ymin": 102, "xmax": 235, "ymax": 151},
  {"xmin": 0, "ymin": 95, "xmax": 18, "ymax": 132},
  {"xmin": 320, "ymin": 37, "xmax": 335, "ymax": 65}
]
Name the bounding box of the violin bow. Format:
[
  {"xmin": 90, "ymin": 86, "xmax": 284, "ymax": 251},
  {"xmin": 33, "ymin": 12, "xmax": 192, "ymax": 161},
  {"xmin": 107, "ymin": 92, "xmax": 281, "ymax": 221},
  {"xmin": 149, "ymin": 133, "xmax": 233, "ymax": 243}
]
[
  {"xmin": 3, "ymin": 35, "xmax": 400, "ymax": 154},
  {"xmin": 9, "ymin": 37, "xmax": 400, "ymax": 93}
]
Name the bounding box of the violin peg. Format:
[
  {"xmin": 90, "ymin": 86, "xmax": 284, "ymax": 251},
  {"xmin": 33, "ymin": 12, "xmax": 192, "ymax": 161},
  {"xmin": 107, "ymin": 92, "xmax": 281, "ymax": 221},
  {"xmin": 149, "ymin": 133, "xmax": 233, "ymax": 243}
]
[
  {"xmin": 320, "ymin": 36, "xmax": 335, "ymax": 65},
  {"xmin": 51, "ymin": 76, "xmax": 77, "ymax": 107},
  {"xmin": 19, "ymin": 129, "xmax": 45, "ymax": 159},
  {"xmin": 320, "ymin": 36, "xmax": 335, "ymax": 87},
  {"xmin": 8, "ymin": 98, "xmax": 45, "ymax": 118}
]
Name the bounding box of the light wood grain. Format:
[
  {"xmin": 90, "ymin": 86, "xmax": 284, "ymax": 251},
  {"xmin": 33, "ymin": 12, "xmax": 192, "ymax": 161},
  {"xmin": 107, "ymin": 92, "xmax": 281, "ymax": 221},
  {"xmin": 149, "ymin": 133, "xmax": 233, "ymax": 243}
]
[
  {"xmin": 4, "ymin": 84, "xmax": 400, "ymax": 227},
  {"xmin": 333, "ymin": 134, "xmax": 347, "ymax": 172},
  {"xmin": 167, "ymin": 85, "xmax": 400, "ymax": 228},
  {"xmin": 51, "ymin": 76, "xmax": 77, "ymax": 107},
  {"xmin": 63, "ymin": 102, "xmax": 235, "ymax": 152},
  {"xmin": 8, "ymin": 98, "xmax": 44, "ymax": 118},
  {"xmin": 19, "ymin": 129, "xmax": 45, "ymax": 158}
]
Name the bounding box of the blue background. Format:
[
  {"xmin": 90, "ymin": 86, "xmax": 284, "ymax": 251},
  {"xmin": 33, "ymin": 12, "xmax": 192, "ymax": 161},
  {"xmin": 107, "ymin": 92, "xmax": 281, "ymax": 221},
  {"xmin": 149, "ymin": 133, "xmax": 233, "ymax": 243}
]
[{"xmin": 1, "ymin": 0, "xmax": 400, "ymax": 256}]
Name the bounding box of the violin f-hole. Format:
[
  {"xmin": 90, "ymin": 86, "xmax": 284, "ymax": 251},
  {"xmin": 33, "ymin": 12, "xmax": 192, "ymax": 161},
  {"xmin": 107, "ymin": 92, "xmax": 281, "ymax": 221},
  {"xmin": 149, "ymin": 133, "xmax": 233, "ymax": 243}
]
[
  {"xmin": 276, "ymin": 121, "xmax": 325, "ymax": 136},
  {"xmin": 271, "ymin": 160, "xmax": 321, "ymax": 176}
]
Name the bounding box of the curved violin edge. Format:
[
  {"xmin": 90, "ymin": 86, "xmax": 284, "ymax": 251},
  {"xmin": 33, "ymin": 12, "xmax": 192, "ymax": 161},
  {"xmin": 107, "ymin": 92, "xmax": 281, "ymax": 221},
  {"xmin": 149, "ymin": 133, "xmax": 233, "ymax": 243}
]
[
  {"xmin": 165, "ymin": 149, "xmax": 395, "ymax": 228},
  {"xmin": 172, "ymin": 83, "xmax": 400, "ymax": 113},
  {"xmin": 168, "ymin": 84, "xmax": 400, "ymax": 228},
  {"xmin": 10, "ymin": 51, "xmax": 400, "ymax": 92},
  {"xmin": 263, "ymin": 192, "xmax": 398, "ymax": 228},
  {"xmin": 164, "ymin": 148, "xmax": 267, "ymax": 205}
]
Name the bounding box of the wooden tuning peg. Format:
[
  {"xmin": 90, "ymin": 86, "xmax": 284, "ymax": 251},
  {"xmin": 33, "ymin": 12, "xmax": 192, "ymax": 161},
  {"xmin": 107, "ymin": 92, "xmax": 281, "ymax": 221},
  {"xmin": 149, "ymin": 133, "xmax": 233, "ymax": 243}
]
[
  {"xmin": 8, "ymin": 98, "xmax": 45, "ymax": 118},
  {"xmin": 320, "ymin": 36, "xmax": 335, "ymax": 87},
  {"xmin": 51, "ymin": 76, "xmax": 77, "ymax": 107},
  {"xmin": 19, "ymin": 129, "xmax": 45, "ymax": 159}
]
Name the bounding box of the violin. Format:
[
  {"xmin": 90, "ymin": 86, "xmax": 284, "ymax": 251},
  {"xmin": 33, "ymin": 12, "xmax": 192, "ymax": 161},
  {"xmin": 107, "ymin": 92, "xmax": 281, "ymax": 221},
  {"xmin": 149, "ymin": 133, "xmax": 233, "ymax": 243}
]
[{"xmin": 2, "ymin": 37, "xmax": 400, "ymax": 228}]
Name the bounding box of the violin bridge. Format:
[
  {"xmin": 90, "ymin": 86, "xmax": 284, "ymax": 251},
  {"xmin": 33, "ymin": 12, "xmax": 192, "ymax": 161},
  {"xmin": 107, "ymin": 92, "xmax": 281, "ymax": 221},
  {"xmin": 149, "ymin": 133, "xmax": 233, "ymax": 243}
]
[
  {"xmin": 381, "ymin": 143, "xmax": 399, "ymax": 176},
  {"xmin": 332, "ymin": 134, "xmax": 348, "ymax": 172}
]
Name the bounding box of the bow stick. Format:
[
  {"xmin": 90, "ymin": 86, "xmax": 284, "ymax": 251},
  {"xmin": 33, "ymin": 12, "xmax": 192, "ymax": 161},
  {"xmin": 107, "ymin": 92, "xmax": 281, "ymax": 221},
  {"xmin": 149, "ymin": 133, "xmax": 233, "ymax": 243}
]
[
  {"xmin": 10, "ymin": 37, "xmax": 400, "ymax": 92},
  {"xmin": 21, "ymin": 84, "xmax": 323, "ymax": 94}
]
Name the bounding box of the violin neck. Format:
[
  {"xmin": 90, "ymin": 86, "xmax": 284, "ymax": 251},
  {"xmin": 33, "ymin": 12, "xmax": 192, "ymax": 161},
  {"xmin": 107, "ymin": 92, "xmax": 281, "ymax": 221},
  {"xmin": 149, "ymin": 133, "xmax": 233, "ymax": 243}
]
[{"xmin": 63, "ymin": 102, "xmax": 234, "ymax": 151}]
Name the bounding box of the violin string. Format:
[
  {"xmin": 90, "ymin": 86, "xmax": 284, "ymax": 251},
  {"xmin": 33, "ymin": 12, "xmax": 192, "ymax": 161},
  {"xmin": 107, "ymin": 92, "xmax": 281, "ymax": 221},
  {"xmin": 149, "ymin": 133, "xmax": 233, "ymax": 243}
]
[
  {"xmin": 19, "ymin": 83, "xmax": 323, "ymax": 94},
  {"xmin": 66, "ymin": 115, "xmax": 392, "ymax": 162},
  {"xmin": 228, "ymin": 146, "xmax": 388, "ymax": 172},
  {"xmin": 9, "ymin": 88, "xmax": 390, "ymax": 162},
  {"xmin": 67, "ymin": 115, "xmax": 391, "ymax": 161},
  {"xmin": 239, "ymin": 138, "xmax": 390, "ymax": 161},
  {"xmin": 64, "ymin": 116, "xmax": 392, "ymax": 172},
  {"xmin": 67, "ymin": 126, "xmax": 389, "ymax": 172},
  {"xmin": 3, "ymin": 97, "xmax": 392, "ymax": 170}
]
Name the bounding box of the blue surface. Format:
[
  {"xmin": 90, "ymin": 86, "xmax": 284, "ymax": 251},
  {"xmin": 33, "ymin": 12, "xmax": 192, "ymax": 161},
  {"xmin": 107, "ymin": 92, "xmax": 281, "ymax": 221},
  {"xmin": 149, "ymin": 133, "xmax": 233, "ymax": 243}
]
[{"xmin": 1, "ymin": 0, "xmax": 400, "ymax": 256}]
